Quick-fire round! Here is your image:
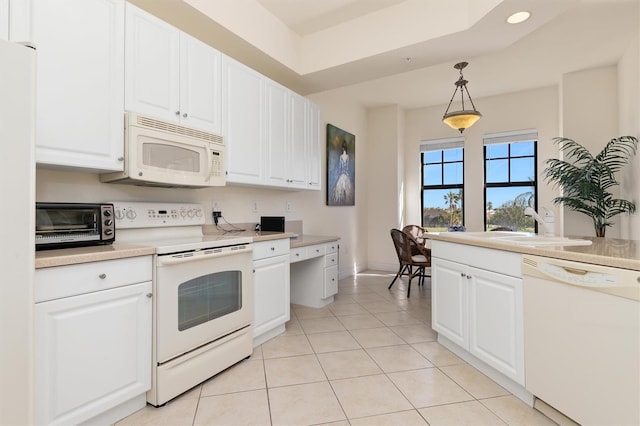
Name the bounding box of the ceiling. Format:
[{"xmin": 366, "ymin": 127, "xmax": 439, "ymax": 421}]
[{"xmin": 137, "ymin": 0, "xmax": 639, "ymax": 110}]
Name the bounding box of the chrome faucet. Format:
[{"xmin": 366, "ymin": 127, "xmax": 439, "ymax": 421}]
[{"xmin": 524, "ymin": 207, "xmax": 554, "ymax": 236}]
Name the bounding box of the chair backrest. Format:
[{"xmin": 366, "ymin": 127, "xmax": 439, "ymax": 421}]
[
  {"xmin": 390, "ymin": 229, "xmax": 411, "ymax": 264},
  {"xmin": 391, "ymin": 228, "xmax": 431, "ymax": 266},
  {"xmin": 402, "ymin": 224, "xmax": 426, "ymax": 239}
]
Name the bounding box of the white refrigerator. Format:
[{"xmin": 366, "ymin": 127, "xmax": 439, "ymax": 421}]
[{"xmin": 0, "ymin": 39, "xmax": 36, "ymax": 425}]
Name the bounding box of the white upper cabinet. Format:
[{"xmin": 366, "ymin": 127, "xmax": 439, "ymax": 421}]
[
  {"xmin": 1, "ymin": 0, "xmax": 32, "ymax": 42},
  {"xmin": 288, "ymin": 92, "xmax": 309, "ymax": 189},
  {"xmin": 225, "ymin": 58, "xmax": 322, "ymax": 190},
  {"xmin": 32, "ymin": 0, "xmax": 125, "ymax": 172},
  {"xmin": 0, "ymin": 0, "xmax": 8, "ymax": 40},
  {"xmin": 223, "ymin": 55, "xmax": 265, "ymax": 185},
  {"xmin": 125, "ymin": 3, "xmax": 222, "ymax": 134},
  {"xmin": 264, "ymin": 80, "xmax": 289, "ymax": 187},
  {"xmin": 306, "ymin": 102, "xmax": 322, "ymax": 190},
  {"xmin": 180, "ymin": 33, "xmax": 222, "ymax": 133}
]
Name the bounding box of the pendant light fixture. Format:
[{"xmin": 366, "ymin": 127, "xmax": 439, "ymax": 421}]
[{"xmin": 442, "ymin": 61, "xmax": 481, "ymax": 133}]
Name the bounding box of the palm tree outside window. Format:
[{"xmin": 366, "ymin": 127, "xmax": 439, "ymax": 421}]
[{"xmin": 420, "ymin": 137, "xmax": 464, "ymax": 231}]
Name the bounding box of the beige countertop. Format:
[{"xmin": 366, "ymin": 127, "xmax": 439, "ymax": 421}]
[
  {"xmin": 426, "ymin": 232, "xmax": 640, "ymax": 271},
  {"xmin": 289, "ymin": 234, "xmax": 340, "ymax": 248},
  {"xmin": 36, "ymin": 232, "xmax": 339, "ymax": 268},
  {"xmin": 36, "ymin": 243, "xmax": 155, "ymax": 269}
]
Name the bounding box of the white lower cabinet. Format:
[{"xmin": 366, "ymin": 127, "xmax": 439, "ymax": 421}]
[
  {"xmin": 432, "ymin": 241, "xmax": 524, "ymax": 386},
  {"xmin": 35, "ymin": 256, "xmax": 152, "ymax": 425},
  {"xmin": 252, "ymin": 239, "xmax": 290, "ymax": 346},
  {"xmin": 290, "ymin": 240, "xmax": 339, "ymax": 307}
]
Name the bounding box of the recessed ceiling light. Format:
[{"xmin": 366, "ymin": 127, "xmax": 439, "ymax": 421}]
[{"xmin": 507, "ymin": 11, "xmax": 531, "ymax": 24}]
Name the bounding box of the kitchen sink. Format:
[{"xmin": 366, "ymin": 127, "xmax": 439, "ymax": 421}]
[
  {"xmin": 437, "ymin": 231, "xmax": 592, "ymax": 246},
  {"xmin": 489, "ymin": 235, "xmax": 592, "ymax": 246}
]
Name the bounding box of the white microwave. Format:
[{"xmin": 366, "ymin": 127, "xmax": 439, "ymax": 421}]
[{"xmin": 101, "ymin": 113, "xmax": 225, "ymax": 188}]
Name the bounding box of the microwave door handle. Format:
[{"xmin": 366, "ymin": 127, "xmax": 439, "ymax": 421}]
[{"xmin": 207, "ymin": 149, "xmax": 213, "ymax": 178}]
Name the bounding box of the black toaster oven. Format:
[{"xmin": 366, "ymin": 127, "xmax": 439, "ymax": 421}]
[{"xmin": 35, "ymin": 203, "xmax": 115, "ymax": 250}]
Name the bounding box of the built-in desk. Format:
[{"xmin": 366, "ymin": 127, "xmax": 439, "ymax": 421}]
[{"xmin": 289, "ymin": 236, "xmax": 340, "ymax": 308}]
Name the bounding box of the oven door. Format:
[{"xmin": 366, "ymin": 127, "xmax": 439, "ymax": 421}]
[{"xmin": 154, "ymin": 246, "xmax": 253, "ymax": 364}]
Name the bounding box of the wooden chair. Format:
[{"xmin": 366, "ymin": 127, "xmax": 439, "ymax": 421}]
[
  {"xmin": 388, "ymin": 228, "xmax": 431, "ymax": 297},
  {"xmin": 402, "ymin": 225, "xmax": 427, "ymax": 256}
]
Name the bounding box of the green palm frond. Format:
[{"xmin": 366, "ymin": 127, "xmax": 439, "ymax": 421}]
[{"xmin": 544, "ymin": 136, "xmax": 638, "ymax": 236}]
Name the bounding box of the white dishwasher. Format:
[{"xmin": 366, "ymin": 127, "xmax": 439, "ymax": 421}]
[{"xmin": 522, "ymin": 255, "xmax": 639, "ymax": 426}]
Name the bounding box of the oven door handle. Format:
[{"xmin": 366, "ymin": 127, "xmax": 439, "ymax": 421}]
[{"xmin": 156, "ymin": 247, "xmax": 253, "ymax": 266}]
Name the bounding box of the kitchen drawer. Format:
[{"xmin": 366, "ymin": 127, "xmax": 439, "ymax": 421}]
[
  {"xmin": 325, "ymin": 253, "xmax": 338, "ymax": 268},
  {"xmin": 306, "ymin": 244, "xmax": 326, "ymax": 259},
  {"xmin": 289, "ymin": 246, "xmax": 307, "ymax": 264},
  {"xmin": 253, "ymin": 238, "xmax": 290, "ymax": 260},
  {"xmin": 325, "ymin": 241, "xmax": 338, "ymax": 254},
  {"xmin": 35, "ymin": 256, "xmax": 152, "ymax": 303}
]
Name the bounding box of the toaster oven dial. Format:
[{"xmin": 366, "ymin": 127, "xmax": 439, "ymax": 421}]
[
  {"xmin": 104, "ymin": 228, "xmax": 114, "ymax": 236},
  {"xmin": 104, "ymin": 219, "xmax": 113, "ymax": 227}
]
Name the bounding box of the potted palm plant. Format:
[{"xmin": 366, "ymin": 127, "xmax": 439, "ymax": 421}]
[{"xmin": 544, "ymin": 136, "xmax": 638, "ymax": 237}]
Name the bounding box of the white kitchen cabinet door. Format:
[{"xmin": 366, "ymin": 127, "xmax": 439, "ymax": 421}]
[
  {"xmin": 323, "ymin": 264, "xmax": 338, "ymax": 298},
  {"xmin": 0, "ymin": 0, "xmax": 8, "ymax": 40},
  {"xmin": 468, "ymin": 266, "xmax": 524, "ymax": 384},
  {"xmin": 306, "ymin": 101, "xmax": 322, "ymax": 190},
  {"xmin": 432, "ymin": 257, "xmax": 468, "ymax": 349},
  {"xmin": 253, "ymin": 254, "xmax": 290, "ymax": 340},
  {"xmin": 34, "ymin": 0, "xmax": 125, "ymax": 172},
  {"xmin": 223, "ymin": 56, "xmax": 265, "ymax": 185},
  {"xmin": 288, "ymin": 92, "xmax": 308, "ymax": 189},
  {"xmin": 125, "ymin": 2, "xmax": 179, "ymax": 123},
  {"xmin": 264, "ymin": 80, "xmax": 289, "ymax": 187},
  {"xmin": 35, "ymin": 282, "xmax": 151, "ymax": 425},
  {"xmin": 2, "ymin": 0, "xmax": 32, "ymax": 42},
  {"xmin": 179, "ymin": 32, "xmax": 222, "ymax": 134}
]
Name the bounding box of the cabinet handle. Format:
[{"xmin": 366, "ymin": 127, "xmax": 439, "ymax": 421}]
[
  {"xmin": 460, "ymin": 273, "xmax": 466, "ymax": 278},
  {"xmin": 270, "ymin": 247, "xmax": 275, "ymax": 251},
  {"xmin": 98, "ymin": 273, "xmax": 106, "ymax": 279},
  {"xmin": 146, "ymin": 293, "xmax": 153, "ymax": 298},
  {"xmin": 175, "ymin": 111, "xmax": 180, "ymax": 116},
  {"xmin": 117, "ymin": 156, "xmax": 124, "ymax": 161},
  {"xmin": 182, "ymin": 113, "xmax": 188, "ymax": 118},
  {"xmin": 466, "ymin": 275, "xmax": 472, "ymax": 280}
]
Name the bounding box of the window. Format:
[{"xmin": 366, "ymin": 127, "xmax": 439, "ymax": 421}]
[
  {"xmin": 483, "ymin": 130, "xmax": 537, "ymax": 232},
  {"xmin": 420, "ymin": 138, "xmax": 464, "ymax": 231}
]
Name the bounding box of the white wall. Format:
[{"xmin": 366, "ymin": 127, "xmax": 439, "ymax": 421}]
[
  {"xmin": 366, "ymin": 105, "xmax": 405, "ymax": 271},
  {"xmin": 561, "ymin": 66, "xmax": 619, "ymax": 237},
  {"xmin": 618, "ymin": 32, "xmax": 640, "ymax": 240}
]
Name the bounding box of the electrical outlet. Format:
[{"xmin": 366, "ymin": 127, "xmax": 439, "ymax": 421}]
[
  {"xmin": 212, "ymin": 201, "xmax": 219, "ymax": 211},
  {"xmin": 252, "ymin": 201, "xmax": 259, "ymax": 212},
  {"xmin": 286, "ymin": 201, "xmax": 292, "ymax": 212}
]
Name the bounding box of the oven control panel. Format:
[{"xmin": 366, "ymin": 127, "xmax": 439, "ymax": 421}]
[{"xmin": 111, "ymin": 202, "xmax": 205, "ymax": 229}]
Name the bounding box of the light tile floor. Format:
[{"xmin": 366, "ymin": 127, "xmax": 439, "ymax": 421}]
[{"xmin": 116, "ymin": 270, "xmax": 557, "ymax": 426}]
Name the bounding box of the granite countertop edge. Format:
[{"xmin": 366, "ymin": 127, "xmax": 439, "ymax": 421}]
[
  {"xmin": 426, "ymin": 233, "xmax": 640, "ymax": 271},
  {"xmin": 36, "ymin": 244, "xmax": 156, "ymax": 269},
  {"xmin": 35, "ymin": 234, "xmax": 340, "ymax": 268}
]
